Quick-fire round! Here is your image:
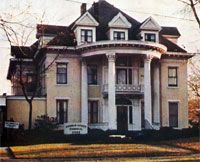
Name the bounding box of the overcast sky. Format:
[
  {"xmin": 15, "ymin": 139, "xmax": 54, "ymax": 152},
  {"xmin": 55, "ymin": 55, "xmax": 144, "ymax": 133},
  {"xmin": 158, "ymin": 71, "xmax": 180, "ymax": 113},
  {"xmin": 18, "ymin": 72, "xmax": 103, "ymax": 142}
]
[{"xmin": 0, "ymin": 0, "xmax": 200, "ymax": 94}]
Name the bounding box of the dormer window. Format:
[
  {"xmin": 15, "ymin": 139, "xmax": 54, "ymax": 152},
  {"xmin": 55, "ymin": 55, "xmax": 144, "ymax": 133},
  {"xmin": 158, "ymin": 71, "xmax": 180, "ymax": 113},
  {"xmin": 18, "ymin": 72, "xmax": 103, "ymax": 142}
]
[
  {"xmin": 114, "ymin": 31, "xmax": 125, "ymax": 40},
  {"xmin": 81, "ymin": 29, "xmax": 93, "ymax": 43},
  {"xmin": 108, "ymin": 12, "xmax": 132, "ymax": 41},
  {"xmin": 145, "ymin": 33, "xmax": 156, "ymax": 42},
  {"xmin": 139, "ymin": 17, "xmax": 161, "ymax": 43}
]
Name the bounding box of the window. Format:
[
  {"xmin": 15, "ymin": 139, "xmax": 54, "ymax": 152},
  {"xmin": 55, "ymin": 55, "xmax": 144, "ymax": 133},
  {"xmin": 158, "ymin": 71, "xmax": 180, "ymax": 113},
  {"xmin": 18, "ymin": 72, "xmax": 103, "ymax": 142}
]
[
  {"xmin": 57, "ymin": 63, "xmax": 67, "ymax": 84},
  {"xmin": 168, "ymin": 67, "xmax": 178, "ymax": 87},
  {"xmin": 88, "ymin": 65, "xmax": 97, "ymax": 85},
  {"xmin": 169, "ymin": 102, "xmax": 178, "ymax": 127},
  {"xmin": 88, "ymin": 101, "xmax": 98, "ymax": 123},
  {"xmin": 56, "ymin": 100, "xmax": 68, "ymax": 124},
  {"xmin": 114, "ymin": 31, "xmax": 125, "ymax": 40},
  {"xmin": 129, "ymin": 106, "xmax": 133, "ymax": 124},
  {"xmin": 81, "ymin": 29, "xmax": 93, "ymax": 43},
  {"xmin": 26, "ymin": 73, "xmax": 36, "ymax": 92},
  {"xmin": 145, "ymin": 33, "xmax": 156, "ymax": 42}
]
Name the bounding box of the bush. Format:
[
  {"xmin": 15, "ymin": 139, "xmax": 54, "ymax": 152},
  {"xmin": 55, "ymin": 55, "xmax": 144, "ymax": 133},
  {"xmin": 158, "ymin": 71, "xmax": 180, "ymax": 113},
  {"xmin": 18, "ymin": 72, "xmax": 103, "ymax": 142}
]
[{"xmin": 34, "ymin": 115, "xmax": 58, "ymax": 131}]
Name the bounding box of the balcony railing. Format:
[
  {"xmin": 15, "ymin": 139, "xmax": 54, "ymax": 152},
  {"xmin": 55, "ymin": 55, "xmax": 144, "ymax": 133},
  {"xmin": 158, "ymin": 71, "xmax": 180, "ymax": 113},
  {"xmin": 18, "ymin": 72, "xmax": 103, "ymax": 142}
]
[{"xmin": 103, "ymin": 84, "xmax": 144, "ymax": 93}]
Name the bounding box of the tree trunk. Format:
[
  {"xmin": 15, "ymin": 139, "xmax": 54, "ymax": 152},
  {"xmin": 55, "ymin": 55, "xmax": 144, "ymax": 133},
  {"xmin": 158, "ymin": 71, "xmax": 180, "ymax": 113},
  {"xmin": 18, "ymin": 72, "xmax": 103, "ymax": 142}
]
[{"xmin": 28, "ymin": 101, "xmax": 33, "ymax": 130}]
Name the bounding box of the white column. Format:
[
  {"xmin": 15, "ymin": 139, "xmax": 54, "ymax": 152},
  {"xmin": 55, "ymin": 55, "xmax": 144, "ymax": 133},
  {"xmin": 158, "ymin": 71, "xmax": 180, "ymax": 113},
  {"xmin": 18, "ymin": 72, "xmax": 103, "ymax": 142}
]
[
  {"xmin": 144, "ymin": 55, "xmax": 152, "ymax": 129},
  {"xmin": 81, "ymin": 60, "xmax": 88, "ymax": 124},
  {"xmin": 153, "ymin": 64, "xmax": 160, "ymax": 126},
  {"xmin": 107, "ymin": 52, "xmax": 117, "ymax": 130}
]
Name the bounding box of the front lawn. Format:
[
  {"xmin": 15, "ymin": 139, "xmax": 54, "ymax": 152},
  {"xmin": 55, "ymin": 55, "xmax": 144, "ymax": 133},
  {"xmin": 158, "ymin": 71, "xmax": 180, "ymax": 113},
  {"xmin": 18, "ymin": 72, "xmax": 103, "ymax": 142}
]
[{"xmin": 9, "ymin": 137, "xmax": 199, "ymax": 159}]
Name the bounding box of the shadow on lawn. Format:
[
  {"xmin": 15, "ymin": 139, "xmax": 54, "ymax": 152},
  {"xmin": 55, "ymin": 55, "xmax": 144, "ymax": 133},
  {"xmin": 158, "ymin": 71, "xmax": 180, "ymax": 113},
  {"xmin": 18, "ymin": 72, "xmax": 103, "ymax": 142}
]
[{"xmin": 5, "ymin": 127, "xmax": 199, "ymax": 146}]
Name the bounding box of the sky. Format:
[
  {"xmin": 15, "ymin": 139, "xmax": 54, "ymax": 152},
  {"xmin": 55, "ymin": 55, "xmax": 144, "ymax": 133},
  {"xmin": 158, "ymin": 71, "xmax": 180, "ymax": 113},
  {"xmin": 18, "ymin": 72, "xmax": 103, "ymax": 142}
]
[{"xmin": 0, "ymin": 0, "xmax": 200, "ymax": 94}]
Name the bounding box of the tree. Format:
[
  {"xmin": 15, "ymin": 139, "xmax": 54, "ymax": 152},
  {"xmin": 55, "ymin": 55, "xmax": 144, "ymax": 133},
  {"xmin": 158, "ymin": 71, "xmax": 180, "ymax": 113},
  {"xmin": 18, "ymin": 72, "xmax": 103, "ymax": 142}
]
[
  {"xmin": 188, "ymin": 57, "xmax": 200, "ymax": 127},
  {"xmin": 178, "ymin": 0, "xmax": 200, "ymax": 28},
  {"xmin": 0, "ymin": 9, "xmax": 59, "ymax": 130}
]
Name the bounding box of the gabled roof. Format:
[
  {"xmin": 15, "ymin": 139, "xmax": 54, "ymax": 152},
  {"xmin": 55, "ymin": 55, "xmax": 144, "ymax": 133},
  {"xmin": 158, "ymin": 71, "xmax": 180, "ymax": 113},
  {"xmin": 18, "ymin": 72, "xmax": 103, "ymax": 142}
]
[
  {"xmin": 87, "ymin": 0, "xmax": 140, "ymax": 40},
  {"xmin": 160, "ymin": 26, "xmax": 181, "ymax": 37},
  {"xmin": 108, "ymin": 12, "xmax": 132, "ymax": 28},
  {"xmin": 35, "ymin": 1, "xmax": 186, "ymax": 53},
  {"xmin": 73, "ymin": 11, "xmax": 99, "ymax": 28},
  {"xmin": 140, "ymin": 16, "xmax": 161, "ymax": 31}
]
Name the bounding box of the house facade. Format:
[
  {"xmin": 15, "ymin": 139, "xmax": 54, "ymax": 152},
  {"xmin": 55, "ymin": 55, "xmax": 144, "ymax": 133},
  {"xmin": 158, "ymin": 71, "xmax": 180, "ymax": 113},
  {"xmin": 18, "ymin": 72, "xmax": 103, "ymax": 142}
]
[{"xmin": 5, "ymin": 0, "xmax": 193, "ymax": 132}]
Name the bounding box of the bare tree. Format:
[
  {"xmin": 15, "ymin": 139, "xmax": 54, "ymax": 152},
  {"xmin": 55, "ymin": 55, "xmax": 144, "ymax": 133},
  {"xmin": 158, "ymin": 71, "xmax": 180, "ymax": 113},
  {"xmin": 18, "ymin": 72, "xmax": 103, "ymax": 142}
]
[
  {"xmin": 0, "ymin": 9, "xmax": 59, "ymax": 130},
  {"xmin": 178, "ymin": 0, "xmax": 200, "ymax": 28}
]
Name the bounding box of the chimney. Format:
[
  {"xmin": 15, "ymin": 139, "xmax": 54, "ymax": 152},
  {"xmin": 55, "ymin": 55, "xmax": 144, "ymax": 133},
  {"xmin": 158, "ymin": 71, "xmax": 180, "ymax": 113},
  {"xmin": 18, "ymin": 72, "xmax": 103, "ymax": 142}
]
[
  {"xmin": 93, "ymin": 2, "xmax": 99, "ymax": 21},
  {"xmin": 81, "ymin": 3, "xmax": 87, "ymax": 15}
]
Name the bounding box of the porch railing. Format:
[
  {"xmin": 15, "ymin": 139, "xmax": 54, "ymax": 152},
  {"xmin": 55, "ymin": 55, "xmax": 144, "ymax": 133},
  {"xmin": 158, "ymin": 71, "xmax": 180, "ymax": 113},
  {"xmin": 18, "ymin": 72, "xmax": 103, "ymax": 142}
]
[{"xmin": 103, "ymin": 84, "xmax": 144, "ymax": 93}]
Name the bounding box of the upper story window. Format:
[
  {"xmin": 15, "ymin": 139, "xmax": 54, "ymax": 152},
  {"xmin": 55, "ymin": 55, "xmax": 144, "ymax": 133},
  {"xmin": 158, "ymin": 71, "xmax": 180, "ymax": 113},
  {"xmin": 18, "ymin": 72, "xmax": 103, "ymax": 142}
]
[
  {"xmin": 168, "ymin": 67, "xmax": 178, "ymax": 87},
  {"xmin": 26, "ymin": 73, "xmax": 36, "ymax": 92},
  {"xmin": 145, "ymin": 33, "xmax": 156, "ymax": 42},
  {"xmin": 81, "ymin": 29, "xmax": 93, "ymax": 43},
  {"xmin": 57, "ymin": 63, "xmax": 67, "ymax": 84},
  {"xmin": 87, "ymin": 65, "xmax": 97, "ymax": 85},
  {"xmin": 114, "ymin": 31, "xmax": 125, "ymax": 40}
]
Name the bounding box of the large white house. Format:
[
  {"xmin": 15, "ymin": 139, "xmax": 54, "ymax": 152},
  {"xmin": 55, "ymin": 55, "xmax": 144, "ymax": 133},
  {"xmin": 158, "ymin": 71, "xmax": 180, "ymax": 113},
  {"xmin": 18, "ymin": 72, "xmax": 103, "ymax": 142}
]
[{"xmin": 5, "ymin": 0, "xmax": 193, "ymax": 132}]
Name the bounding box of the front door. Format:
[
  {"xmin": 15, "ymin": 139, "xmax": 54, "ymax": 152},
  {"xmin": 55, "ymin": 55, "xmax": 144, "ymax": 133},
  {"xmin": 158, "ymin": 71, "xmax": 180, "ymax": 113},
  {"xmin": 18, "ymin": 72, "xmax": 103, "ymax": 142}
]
[{"xmin": 117, "ymin": 106, "xmax": 128, "ymax": 132}]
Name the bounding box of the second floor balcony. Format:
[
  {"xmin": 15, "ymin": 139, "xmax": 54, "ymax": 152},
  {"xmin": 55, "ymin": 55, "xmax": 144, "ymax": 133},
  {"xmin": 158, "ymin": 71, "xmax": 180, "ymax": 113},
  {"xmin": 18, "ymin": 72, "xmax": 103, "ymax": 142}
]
[{"xmin": 103, "ymin": 84, "xmax": 144, "ymax": 94}]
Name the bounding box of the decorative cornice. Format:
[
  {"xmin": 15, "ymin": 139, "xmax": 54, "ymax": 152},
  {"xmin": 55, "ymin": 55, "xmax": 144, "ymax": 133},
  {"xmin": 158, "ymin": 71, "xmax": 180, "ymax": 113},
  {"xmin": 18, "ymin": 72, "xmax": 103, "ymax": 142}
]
[{"xmin": 106, "ymin": 52, "xmax": 115, "ymax": 61}]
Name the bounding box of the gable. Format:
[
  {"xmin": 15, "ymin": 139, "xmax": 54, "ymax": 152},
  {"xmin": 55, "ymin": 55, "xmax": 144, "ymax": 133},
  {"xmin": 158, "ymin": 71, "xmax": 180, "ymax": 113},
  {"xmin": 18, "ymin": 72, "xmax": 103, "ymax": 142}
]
[
  {"xmin": 108, "ymin": 12, "xmax": 132, "ymax": 28},
  {"xmin": 74, "ymin": 11, "xmax": 99, "ymax": 27},
  {"xmin": 140, "ymin": 17, "xmax": 161, "ymax": 31}
]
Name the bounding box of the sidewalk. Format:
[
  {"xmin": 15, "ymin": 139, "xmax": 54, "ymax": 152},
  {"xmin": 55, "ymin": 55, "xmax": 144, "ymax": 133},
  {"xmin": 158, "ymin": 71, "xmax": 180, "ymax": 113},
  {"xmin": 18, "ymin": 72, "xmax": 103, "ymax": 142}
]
[{"xmin": 0, "ymin": 154, "xmax": 200, "ymax": 162}]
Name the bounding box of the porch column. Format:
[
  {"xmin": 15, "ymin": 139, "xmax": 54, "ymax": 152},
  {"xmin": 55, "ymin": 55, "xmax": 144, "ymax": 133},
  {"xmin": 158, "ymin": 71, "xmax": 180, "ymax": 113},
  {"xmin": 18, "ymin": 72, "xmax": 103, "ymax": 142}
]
[
  {"xmin": 144, "ymin": 55, "xmax": 152, "ymax": 129},
  {"xmin": 153, "ymin": 63, "xmax": 160, "ymax": 127},
  {"xmin": 107, "ymin": 52, "xmax": 117, "ymax": 130},
  {"xmin": 81, "ymin": 60, "xmax": 88, "ymax": 124}
]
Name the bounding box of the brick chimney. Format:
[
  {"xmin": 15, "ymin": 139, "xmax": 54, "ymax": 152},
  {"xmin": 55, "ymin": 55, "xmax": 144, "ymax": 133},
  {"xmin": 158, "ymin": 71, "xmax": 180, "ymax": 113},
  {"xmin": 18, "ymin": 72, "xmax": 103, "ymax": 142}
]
[{"xmin": 81, "ymin": 3, "xmax": 87, "ymax": 15}]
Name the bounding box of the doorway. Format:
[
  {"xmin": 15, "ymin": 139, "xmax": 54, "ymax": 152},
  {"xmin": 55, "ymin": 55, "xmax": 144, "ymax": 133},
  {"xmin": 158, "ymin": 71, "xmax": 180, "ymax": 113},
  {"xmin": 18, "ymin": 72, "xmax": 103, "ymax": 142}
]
[{"xmin": 117, "ymin": 106, "xmax": 128, "ymax": 132}]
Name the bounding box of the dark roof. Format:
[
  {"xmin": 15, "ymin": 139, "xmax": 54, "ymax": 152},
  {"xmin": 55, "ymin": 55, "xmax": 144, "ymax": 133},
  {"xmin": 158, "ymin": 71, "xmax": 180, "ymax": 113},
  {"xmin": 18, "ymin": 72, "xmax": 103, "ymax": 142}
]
[
  {"xmin": 36, "ymin": 24, "xmax": 69, "ymax": 39},
  {"xmin": 87, "ymin": 1, "xmax": 140, "ymax": 40},
  {"xmin": 11, "ymin": 46, "xmax": 36, "ymax": 58},
  {"xmin": 36, "ymin": 1, "xmax": 185, "ymax": 53},
  {"xmin": 160, "ymin": 36, "xmax": 186, "ymax": 53},
  {"xmin": 160, "ymin": 26, "xmax": 181, "ymax": 36}
]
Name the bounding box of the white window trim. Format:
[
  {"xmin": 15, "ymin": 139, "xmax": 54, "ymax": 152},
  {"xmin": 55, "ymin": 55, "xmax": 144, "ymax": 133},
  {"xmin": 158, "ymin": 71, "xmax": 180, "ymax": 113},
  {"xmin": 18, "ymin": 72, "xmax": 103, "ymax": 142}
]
[
  {"xmin": 168, "ymin": 100, "xmax": 180, "ymax": 128},
  {"xmin": 167, "ymin": 66, "xmax": 179, "ymax": 88},
  {"xmin": 56, "ymin": 62, "xmax": 68, "ymax": 85},
  {"xmin": 140, "ymin": 31, "xmax": 159, "ymax": 42},
  {"xmin": 88, "ymin": 99, "xmax": 100, "ymax": 124},
  {"xmin": 109, "ymin": 28, "xmax": 128, "ymax": 41},
  {"xmin": 75, "ymin": 26, "xmax": 96, "ymax": 45},
  {"xmin": 56, "ymin": 98, "xmax": 69, "ymax": 125}
]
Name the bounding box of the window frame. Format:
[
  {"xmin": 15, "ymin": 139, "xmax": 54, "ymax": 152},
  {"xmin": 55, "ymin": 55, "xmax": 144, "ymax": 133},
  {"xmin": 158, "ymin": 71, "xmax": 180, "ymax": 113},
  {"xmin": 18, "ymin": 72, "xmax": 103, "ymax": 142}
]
[
  {"xmin": 113, "ymin": 31, "xmax": 125, "ymax": 40},
  {"xmin": 26, "ymin": 73, "xmax": 37, "ymax": 92},
  {"xmin": 81, "ymin": 29, "xmax": 93, "ymax": 43},
  {"xmin": 144, "ymin": 33, "xmax": 156, "ymax": 42},
  {"xmin": 56, "ymin": 99, "xmax": 68, "ymax": 124},
  {"xmin": 88, "ymin": 100, "xmax": 99, "ymax": 124},
  {"xmin": 168, "ymin": 101, "xmax": 179, "ymax": 128},
  {"xmin": 129, "ymin": 106, "xmax": 133, "ymax": 124},
  {"xmin": 56, "ymin": 63, "xmax": 68, "ymax": 84},
  {"xmin": 168, "ymin": 67, "xmax": 178, "ymax": 87},
  {"xmin": 87, "ymin": 65, "xmax": 98, "ymax": 85}
]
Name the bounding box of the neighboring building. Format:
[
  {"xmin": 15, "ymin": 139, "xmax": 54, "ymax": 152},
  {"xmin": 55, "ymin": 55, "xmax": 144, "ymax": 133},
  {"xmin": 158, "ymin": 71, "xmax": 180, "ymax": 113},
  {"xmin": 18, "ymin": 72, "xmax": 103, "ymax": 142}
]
[{"xmin": 5, "ymin": 0, "xmax": 193, "ymax": 131}]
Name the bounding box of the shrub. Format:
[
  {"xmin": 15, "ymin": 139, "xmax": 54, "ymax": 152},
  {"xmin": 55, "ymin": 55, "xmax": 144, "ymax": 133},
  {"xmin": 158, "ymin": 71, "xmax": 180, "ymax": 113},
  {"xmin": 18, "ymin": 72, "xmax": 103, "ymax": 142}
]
[{"xmin": 34, "ymin": 115, "xmax": 58, "ymax": 131}]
